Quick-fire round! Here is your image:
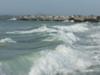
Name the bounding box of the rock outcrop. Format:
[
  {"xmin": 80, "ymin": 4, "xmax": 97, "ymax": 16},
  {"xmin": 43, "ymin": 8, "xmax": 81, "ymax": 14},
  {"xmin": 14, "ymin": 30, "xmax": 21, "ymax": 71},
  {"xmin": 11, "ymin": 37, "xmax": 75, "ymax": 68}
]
[{"xmin": 16, "ymin": 15, "xmax": 100, "ymax": 22}]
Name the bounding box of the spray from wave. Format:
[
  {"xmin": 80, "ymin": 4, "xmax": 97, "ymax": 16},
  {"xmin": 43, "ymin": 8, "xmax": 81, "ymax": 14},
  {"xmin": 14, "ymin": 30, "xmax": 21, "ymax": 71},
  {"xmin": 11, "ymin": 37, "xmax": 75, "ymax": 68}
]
[
  {"xmin": 28, "ymin": 45, "xmax": 94, "ymax": 75},
  {"xmin": 28, "ymin": 23, "xmax": 97, "ymax": 75},
  {"xmin": 0, "ymin": 22, "xmax": 100, "ymax": 75}
]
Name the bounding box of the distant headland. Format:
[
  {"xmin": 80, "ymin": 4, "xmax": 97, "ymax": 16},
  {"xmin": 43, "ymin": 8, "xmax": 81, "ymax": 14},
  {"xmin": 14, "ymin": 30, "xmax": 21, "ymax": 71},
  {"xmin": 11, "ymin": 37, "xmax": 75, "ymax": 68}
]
[{"xmin": 1, "ymin": 15, "xmax": 100, "ymax": 22}]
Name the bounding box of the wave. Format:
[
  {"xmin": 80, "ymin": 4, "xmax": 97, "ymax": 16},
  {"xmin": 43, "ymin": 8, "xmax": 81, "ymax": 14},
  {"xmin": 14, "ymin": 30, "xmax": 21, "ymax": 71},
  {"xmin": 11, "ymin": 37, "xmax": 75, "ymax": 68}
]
[
  {"xmin": 28, "ymin": 23, "xmax": 99, "ymax": 75},
  {"xmin": 8, "ymin": 17, "xmax": 17, "ymax": 21},
  {"xmin": 0, "ymin": 44, "xmax": 99, "ymax": 75},
  {"xmin": 0, "ymin": 38, "xmax": 16, "ymax": 43},
  {"xmin": 6, "ymin": 23, "xmax": 89, "ymax": 35},
  {"xmin": 42, "ymin": 24, "xmax": 88, "ymax": 45},
  {"xmin": 6, "ymin": 25, "xmax": 57, "ymax": 34},
  {"xmin": 57, "ymin": 32, "xmax": 79, "ymax": 45},
  {"xmin": 0, "ymin": 63, "xmax": 6, "ymax": 75},
  {"xmin": 28, "ymin": 45, "xmax": 94, "ymax": 75},
  {"xmin": 1, "ymin": 22, "xmax": 100, "ymax": 75},
  {"xmin": 53, "ymin": 23, "xmax": 89, "ymax": 32},
  {"xmin": 43, "ymin": 31, "xmax": 79, "ymax": 45},
  {"xmin": 90, "ymin": 33, "xmax": 100, "ymax": 39}
]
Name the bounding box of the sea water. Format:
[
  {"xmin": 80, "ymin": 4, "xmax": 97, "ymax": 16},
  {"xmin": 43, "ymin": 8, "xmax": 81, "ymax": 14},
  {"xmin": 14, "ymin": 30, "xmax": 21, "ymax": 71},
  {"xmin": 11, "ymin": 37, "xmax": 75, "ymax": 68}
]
[{"xmin": 0, "ymin": 20, "xmax": 100, "ymax": 75}]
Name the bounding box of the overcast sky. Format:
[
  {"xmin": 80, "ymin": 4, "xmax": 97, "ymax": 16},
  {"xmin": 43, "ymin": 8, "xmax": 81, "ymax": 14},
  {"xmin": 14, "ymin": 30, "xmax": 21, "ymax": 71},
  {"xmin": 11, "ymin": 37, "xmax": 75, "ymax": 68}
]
[{"xmin": 0, "ymin": 0, "xmax": 100, "ymax": 15}]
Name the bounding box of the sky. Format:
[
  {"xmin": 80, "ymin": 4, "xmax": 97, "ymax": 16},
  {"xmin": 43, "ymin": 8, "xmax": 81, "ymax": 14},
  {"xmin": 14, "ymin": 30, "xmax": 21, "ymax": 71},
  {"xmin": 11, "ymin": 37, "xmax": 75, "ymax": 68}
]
[{"xmin": 0, "ymin": 0, "xmax": 100, "ymax": 15}]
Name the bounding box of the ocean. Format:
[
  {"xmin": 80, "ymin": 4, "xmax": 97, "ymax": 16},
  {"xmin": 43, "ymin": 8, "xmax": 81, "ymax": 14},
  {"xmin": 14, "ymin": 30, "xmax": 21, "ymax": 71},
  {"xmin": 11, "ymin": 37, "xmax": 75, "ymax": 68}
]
[{"xmin": 0, "ymin": 20, "xmax": 100, "ymax": 75}]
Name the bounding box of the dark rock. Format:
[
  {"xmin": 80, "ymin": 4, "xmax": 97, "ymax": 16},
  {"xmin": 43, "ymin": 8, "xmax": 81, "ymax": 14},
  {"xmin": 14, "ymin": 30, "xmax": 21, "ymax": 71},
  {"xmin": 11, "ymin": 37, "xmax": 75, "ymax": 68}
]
[{"xmin": 15, "ymin": 15, "xmax": 100, "ymax": 22}]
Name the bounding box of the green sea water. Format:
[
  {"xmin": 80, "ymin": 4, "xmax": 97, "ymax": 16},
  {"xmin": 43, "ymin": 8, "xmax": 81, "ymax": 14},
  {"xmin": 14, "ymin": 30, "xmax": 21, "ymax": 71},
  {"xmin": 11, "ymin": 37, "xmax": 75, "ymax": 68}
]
[{"xmin": 0, "ymin": 20, "xmax": 100, "ymax": 75}]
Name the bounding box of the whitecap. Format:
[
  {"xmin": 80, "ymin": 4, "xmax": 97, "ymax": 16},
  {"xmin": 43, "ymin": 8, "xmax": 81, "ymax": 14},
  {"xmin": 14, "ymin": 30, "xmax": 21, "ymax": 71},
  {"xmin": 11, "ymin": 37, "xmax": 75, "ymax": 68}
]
[
  {"xmin": 28, "ymin": 45, "xmax": 94, "ymax": 75},
  {"xmin": 8, "ymin": 17, "xmax": 17, "ymax": 21},
  {"xmin": 6, "ymin": 25, "xmax": 57, "ymax": 34},
  {"xmin": 43, "ymin": 31, "xmax": 79, "ymax": 45},
  {"xmin": 0, "ymin": 38, "xmax": 16, "ymax": 43},
  {"xmin": 53, "ymin": 23, "xmax": 89, "ymax": 32}
]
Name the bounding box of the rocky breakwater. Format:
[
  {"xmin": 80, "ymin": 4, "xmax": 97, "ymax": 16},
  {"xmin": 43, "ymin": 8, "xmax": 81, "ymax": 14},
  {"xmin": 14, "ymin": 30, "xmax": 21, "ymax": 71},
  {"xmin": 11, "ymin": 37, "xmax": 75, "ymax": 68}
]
[
  {"xmin": 68, "ymin": 15, "xmax": 100, "ymax": 22},
  {"xmin": 16, "ymin": 15, "xmax": 100, "ymax": 22},
  {"xmin": 16, "ymin": 16, "xmax": 69, "ymax": 21}
]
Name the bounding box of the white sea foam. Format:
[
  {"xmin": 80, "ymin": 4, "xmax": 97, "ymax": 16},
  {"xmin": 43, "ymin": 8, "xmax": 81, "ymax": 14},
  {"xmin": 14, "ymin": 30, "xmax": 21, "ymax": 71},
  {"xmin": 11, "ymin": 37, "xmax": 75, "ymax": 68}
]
[
  {"xmin": 90, "ymin": 33, "xmax": 100, "ymax": 39},
  {"xmin": 42, "ymin": 24, "xmax": 80, "ymax": 43},
  {"xmin": 0, "ymin": 38, "xmax": 16, "ymax": 43},
  {"xmin": 56, "ymin": 31, "xmax": 79, "ymax": 44},
  {"xmin": 43, "ymin": 31, "xmax": 79, "ymax": 45},
  {"xmin": 0, "ymin": 63, "xmax": 6, "ymax": 75},
  {"xmin": 8, "ymin": 17, "xmax": 17, "ymax": 21},
  {"xmin": 6, "ymin": 23, "xmax": 88, "ymax": 35},
  {"xmin": 6, "ymin": 25, "xmax": 57, "ymax": 34},
  {"xmin": 53, "ymin": 23, "xmax": 89, "ymax": 32},
  {"xmin": 29, "ymin": 45, "xmax": 93, "ymax": 75}
]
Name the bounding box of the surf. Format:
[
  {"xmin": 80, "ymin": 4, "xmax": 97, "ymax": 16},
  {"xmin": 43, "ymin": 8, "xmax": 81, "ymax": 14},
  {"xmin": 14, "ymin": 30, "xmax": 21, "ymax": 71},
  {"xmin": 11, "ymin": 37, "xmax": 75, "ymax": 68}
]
[
  {"xmin": 6, "ymin": 25, "xmax": 57, "ymax": 34},
  {"xmin": 0, "ymin": 38, "xmax": 16, "ymax": 43},
  {"xmin": 0, "ymin": 21, "xmax": 100, "ymax": 75}
]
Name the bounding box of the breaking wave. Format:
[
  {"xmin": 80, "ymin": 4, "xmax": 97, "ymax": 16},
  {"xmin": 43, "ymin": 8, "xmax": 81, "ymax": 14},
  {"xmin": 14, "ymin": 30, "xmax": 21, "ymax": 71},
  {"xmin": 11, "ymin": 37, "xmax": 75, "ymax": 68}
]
[
  {"xmin": 28, "ymin": 45, "xmax": 94, "ymax": 75},
  {"xmin": 0, "ymin": 22, "xmax": 100, "ymax": 75},
  {"xmin": 6, "ymin": 23, "xmax": 89, "ymax": 35},
  {"xmin": 28, "ymin": 23, "xmax": 98, "ymax": 75},
  {"xmin": 8, "ymin": 17, "xmax": 17, "ymax": 21},
  {"xmin": 0, "ymin": 38, "xmax": 16, "ymax": 43},
  {"xmin": 6, "ymin": 25, "xmax": 57, "ymax": 34},
  {"xmin": 43, "ymin": 31, "xmax": 79, "ymax": 45},
  {"xmin": 53, "ymin": 23, "xmax": 89, "ymax": 32}
]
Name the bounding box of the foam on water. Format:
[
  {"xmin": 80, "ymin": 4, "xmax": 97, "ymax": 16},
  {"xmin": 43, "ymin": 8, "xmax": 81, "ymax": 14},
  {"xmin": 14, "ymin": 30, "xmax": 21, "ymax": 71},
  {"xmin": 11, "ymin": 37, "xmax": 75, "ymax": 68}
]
[
  {"xmin": 6, "ymin": 23, "xmax": 89, "ymax": 35},
  {"xmin": 8, "ymin": 18, "xmax": 17, "ymax": 21},
  {"xmin": 90, "ymin": 33, "xmax": 100, "ymax": 39},
  {"xmin": 0, "ymin": 38, "xmax": 16, "ymax": 43},
  {"xmin": 6, "ymin": 25, "xmax": 57, "ymax": 34},
  {"xmin": 42, "ymin": 23, "xmax": 81, "ymax": 44},
  {"xmin": 55, "ymin": 31, "xmax": 79, "ymax": 44},
  {"xmin": 43, "ymin": 31, "xmax": 79, "ymax": 45},
  {"xmin": 1, "ymin": 22, "xmax": 100, "ymax": 75},
  {"xmin": 28, "ymin": 45, "xmax": 94, "ymax": 75},
  {"xmin": 0, "ymin": 63, "xmax": 6, "ymax": 75},
  {"xmin": 28, "ymin": 23, "xmax": 100, "ymax": 75},
  {"xmin": 53, "ymin": 23, "xmax": 89, "ymax": 32}
]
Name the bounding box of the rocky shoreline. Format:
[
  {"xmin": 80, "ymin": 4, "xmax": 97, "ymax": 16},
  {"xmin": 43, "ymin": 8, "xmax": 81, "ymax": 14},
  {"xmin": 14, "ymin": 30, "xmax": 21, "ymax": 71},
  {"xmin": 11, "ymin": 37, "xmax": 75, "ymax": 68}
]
[{"xmin": 15, "ymin": 15, "xmax": 100, "ymax": 22}]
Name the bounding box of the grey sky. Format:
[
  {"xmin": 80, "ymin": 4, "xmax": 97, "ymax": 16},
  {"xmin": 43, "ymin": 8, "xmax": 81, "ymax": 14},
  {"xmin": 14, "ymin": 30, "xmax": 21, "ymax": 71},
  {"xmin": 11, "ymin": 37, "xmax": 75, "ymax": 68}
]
[{"xmin": 0, "ymin": 0, "xmax": 100, "ymax": 15}]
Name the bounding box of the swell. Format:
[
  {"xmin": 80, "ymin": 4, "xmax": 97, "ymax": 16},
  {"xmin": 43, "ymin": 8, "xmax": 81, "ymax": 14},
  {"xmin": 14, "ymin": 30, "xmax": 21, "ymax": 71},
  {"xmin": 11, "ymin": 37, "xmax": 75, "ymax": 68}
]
[
  {"xmin": 6, "ymin": 23, "xmax": 89, "ymax": 35},
  {"xmin": 0, "ymin": 23, "xmax": 100, "ymax": 75},
  {"xmin": 0, "ymin": 38, "xmax": 16, "ymax": 44},
  {"xmin": 29, "ymin": 45, "xmax": 95, "ymax": 75}
]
